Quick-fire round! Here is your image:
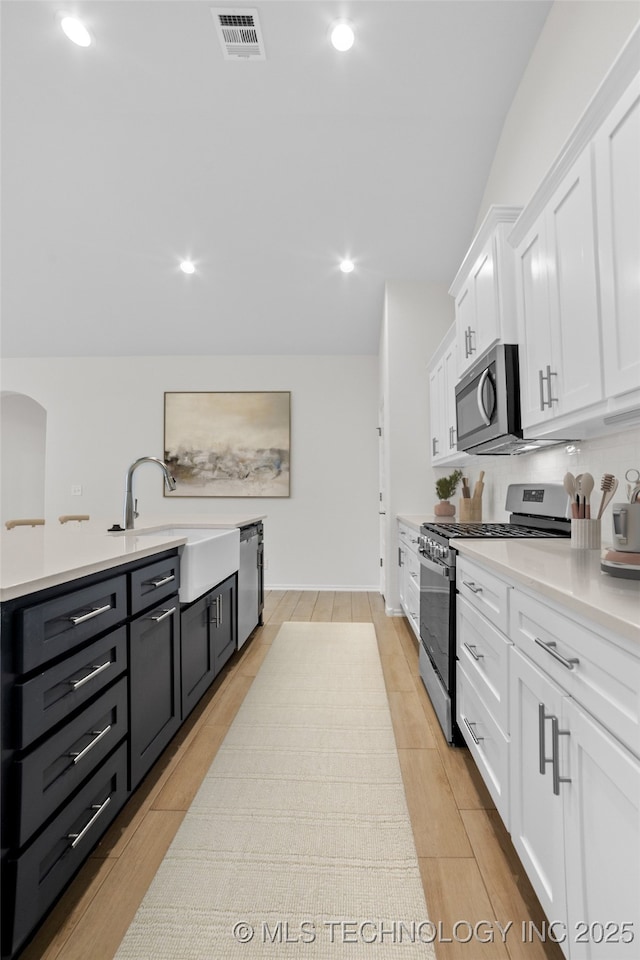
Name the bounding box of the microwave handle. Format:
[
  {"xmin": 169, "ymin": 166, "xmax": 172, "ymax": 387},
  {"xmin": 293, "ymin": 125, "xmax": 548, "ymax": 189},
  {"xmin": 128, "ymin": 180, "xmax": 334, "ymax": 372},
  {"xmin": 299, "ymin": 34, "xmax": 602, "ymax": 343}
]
[{"xmin": 476, "ymin": 369, "xmax": 492, "ymax": 425}]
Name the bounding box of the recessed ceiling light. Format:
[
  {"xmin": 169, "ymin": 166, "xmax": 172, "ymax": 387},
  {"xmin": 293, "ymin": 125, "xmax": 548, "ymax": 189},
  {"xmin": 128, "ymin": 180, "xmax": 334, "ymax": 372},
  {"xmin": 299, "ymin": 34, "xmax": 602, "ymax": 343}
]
[
  {"xmin": 179, "ymin": 260, "xmax": 196, "ymax": 275},
  {"xmin": 59, "ymin": 15, "xmax": 92, "ymax": 47},
  {"xmin": 330, "ymin": 20, "xmax": 355, "ymax": 52},
  {"xmin": 339, "ymin": 259, "xmax": 355, "ymax": 274}
]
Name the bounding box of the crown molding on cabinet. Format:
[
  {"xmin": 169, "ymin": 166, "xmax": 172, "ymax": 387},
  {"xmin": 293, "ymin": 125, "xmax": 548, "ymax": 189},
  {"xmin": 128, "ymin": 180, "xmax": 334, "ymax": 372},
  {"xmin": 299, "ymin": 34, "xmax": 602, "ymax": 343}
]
[{"xmin": 449, "ymin": 205, "xmax": 523, "ymax": 296}]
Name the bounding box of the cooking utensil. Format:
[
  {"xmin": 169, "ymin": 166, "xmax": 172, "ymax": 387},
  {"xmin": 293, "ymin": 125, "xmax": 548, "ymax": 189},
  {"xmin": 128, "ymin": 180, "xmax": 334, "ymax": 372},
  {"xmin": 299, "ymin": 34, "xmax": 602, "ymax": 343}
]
[
  {"xmin": 580, "ymin": 473, "xmax": 594, "ymax": 519},
  {"xmin": 563, "ymin": 472, "xmax": 578, "ymax": 519},
  {"xmin": 575, "ymin": 473, "xmax": 585, "ymax": 518},
  {"xmin": 625, "ymin": 469, "xmax": 640, "ymax": 503},
  {"xmin": 472, "ymin": 470, "xmax": 485, "ymax": 501},
  {"xmin": 596, "ymin": 474, "xmax": 618, "ymax": 520},
  {"xmin": 461, "ymin": 477, "xmax": 470, "ymax": 499}
]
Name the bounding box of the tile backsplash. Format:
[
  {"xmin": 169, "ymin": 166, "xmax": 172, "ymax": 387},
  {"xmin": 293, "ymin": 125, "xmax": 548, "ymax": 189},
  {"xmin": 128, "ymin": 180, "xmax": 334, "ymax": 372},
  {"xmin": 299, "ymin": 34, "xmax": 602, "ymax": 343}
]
[{"xmin": 452, "ymin": 429, "xmax": 640, "ymax": 524}]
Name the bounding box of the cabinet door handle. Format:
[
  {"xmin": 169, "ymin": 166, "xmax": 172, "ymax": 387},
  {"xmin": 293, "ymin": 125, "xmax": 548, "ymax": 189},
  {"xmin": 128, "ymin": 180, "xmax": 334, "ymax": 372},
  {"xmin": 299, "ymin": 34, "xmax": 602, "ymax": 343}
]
[
  {"xmin": 209, "ymin": 595, "xmax": 221, "ymax": 627},
  {"xmin": 539, "ymin": 366, "xmax": 558, "ymax": 410},
  {"xmin": 67, "ymin": 796, "xmax": 111, "ymax": 849},
  {"xmin": 147, "ymin": 574, "xmax": 175, "ymax": 589},
  {"xmin": 432, "ymin": 437, "xmax": 439, "ymax": 456},
  {"xmin": 551, "ymin": 716, "xmax": 571, "ymax": 796},
  {"xmin": 467, "ymin": 326, "xmax": 475, "ymax": 356},
  {"xmin": 538, "ymin": 702, "xmax": 554, "ymax": 775},
  {"xmin": 463, "ymin": 716, "xmax": 483, "ymax": 745},
  {"xmin": 69, "ymin": 660, "xmax": 111, "ymax": 690},
  {"xmin": 462, "ymin": 580, "xmax": 483, "ymax": 594},
  {"xmin": 69, "ymin": 604, "xmax": 111, "ymax": 626},
  {"xmin": 534, "ymin": 637, "xmax": 579, "ymax": 670},
  {"xmin": 148, "ymin": 606, "xmax": 176, "ymax": 623},
  {"xmin": 398, "ymin": 547, "xmax": 404, "ymax": 567},
  {"xmin": 69, "ymin": 725, "xmax": 112, "ymax": 765},
  {"xmin": 538, "ymin": 368, "xmax": 546, "ymax": 412},
  {"xmin": 463, "ymin": 642, "xmax": 484, "ymax": 661}
]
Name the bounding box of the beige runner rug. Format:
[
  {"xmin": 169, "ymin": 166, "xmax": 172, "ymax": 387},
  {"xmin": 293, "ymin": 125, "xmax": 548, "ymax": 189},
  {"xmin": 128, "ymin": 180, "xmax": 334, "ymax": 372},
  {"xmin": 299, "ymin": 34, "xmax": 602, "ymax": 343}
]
[{"xmin": 115, "ymin": 622, "xmax": 436, "ymax": 958}]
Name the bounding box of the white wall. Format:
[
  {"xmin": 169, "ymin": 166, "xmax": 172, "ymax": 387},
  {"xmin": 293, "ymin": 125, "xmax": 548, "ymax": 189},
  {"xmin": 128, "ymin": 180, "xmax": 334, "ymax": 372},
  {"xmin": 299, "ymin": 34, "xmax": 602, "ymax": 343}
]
[
  {"xmin": 381, "ymin": 281, "xmax": 454, "ymax": 611},
  {"xmin": 0, "ymin": 355, "xmax": 380, "ymax": 590},
  {"xmin": 0, "ymin": 392, "xmax": 47, "ymax": 526},
  {"xmin": 476, "ymin": 0, "xmax": 640, "ymax": 224}
]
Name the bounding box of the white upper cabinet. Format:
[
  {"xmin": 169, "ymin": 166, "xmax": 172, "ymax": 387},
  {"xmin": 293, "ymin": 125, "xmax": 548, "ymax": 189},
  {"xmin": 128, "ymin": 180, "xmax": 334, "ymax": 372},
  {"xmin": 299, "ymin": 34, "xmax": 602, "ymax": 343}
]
[
  {"xmin": 449, "ymin": 206, "xmax": 522, "ymax": 380},
  {"xmin": 514, "ymin": 150, "xmax": 603, "ymax": 430},
  {"xmin": 509, "ymin": 27, "xmax": 640, "ymax": 440},
  {"xmin": 428, "ymin": 324, "xmax": 468, "ymax": 465},
  {"xmin": 595, "ymin": 72, "xmax": 640, "ymax": 403}
]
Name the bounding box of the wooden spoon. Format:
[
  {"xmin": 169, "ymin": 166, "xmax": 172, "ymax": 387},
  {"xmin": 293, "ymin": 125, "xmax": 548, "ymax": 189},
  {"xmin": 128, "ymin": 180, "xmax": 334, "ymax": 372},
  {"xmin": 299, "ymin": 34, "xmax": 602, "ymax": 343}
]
[{"xmin": 580, "ymin": 473, "xmax": 594, "ymax": 519}]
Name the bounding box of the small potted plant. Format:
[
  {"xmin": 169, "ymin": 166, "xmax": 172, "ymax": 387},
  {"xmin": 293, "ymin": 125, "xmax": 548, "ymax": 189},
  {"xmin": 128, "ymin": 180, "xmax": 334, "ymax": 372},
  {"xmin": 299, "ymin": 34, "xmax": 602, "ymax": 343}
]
[{"xmin": 434, "ymin": 469, "xmax": 462, "ymax": 517}]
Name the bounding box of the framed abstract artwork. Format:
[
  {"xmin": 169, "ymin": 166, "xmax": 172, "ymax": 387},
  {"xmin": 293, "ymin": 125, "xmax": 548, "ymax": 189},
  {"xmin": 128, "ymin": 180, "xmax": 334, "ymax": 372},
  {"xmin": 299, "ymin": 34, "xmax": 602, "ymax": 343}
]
[{"xmin": 164, "ymin": 391, "xmax": 290, "ymax": 497}]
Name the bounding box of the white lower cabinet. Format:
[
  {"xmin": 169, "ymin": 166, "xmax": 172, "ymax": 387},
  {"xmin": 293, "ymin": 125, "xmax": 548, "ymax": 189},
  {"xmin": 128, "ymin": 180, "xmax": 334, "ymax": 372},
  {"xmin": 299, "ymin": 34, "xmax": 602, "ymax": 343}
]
[
  {"xmin": 457, "ymin": 552, "xmax": 640, "ymax": 959},
  {"xmin": 509, "ymin": 647, "xmax": 569, "ymax": 946},
  {"xmin": 397, "ymin": 521, "xmax": 421, "ymax": 640},
  {"xmin": 510, "ymin": 646, "xmax": 640, "ymax": 959}
]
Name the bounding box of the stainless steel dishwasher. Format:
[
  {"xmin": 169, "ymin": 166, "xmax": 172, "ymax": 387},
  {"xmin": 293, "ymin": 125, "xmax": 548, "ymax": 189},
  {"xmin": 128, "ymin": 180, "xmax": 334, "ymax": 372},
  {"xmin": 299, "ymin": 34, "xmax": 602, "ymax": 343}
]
[{"xmin": 237, "ymin": 522, "xmax": 264, "ymax": 648}]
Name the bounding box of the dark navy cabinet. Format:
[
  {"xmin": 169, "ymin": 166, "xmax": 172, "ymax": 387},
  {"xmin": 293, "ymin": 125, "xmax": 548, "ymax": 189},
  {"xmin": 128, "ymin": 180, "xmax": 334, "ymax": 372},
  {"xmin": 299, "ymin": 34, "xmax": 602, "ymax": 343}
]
[{"xmin": 181, "ymin": 574, "xmax": 236, "ymax": 720}]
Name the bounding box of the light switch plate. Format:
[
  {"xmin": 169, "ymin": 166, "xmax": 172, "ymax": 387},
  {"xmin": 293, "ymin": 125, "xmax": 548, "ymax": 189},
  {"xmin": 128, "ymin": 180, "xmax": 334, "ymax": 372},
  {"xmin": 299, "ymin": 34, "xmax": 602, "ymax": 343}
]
[{"xmin": 71, "ymin": 484, "xmax": 82, "ymax": 496}]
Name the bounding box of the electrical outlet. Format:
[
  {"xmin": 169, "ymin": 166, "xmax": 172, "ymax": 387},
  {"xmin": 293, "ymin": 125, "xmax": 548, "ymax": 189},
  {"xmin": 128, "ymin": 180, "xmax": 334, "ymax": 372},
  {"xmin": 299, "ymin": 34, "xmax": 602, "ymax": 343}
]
[{"xmin": 71, "ymin": 484, "xmax": 82, "ymax": 496}]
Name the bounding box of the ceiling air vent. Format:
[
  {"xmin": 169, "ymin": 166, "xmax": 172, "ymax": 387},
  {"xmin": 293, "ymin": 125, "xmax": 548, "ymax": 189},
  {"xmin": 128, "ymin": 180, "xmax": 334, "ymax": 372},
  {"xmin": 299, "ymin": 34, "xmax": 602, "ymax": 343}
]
[{"xmin": 211, "ymin": 8, "xmax": 265, "ymax": 60}]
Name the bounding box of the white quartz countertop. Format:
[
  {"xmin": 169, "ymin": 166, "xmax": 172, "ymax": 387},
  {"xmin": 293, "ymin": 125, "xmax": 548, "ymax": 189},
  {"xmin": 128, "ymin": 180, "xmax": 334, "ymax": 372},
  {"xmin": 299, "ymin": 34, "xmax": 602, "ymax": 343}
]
[
  {"xmin": 397, "ymin": 514, "xmax": 432, "ymax": 532},
  {"xmin": 0, "ymin": 515, "xmax": 266, "ymax": 602},
  {"xmin": 456, "ymin": 539, "xmax": 639, "ymax": 645}
]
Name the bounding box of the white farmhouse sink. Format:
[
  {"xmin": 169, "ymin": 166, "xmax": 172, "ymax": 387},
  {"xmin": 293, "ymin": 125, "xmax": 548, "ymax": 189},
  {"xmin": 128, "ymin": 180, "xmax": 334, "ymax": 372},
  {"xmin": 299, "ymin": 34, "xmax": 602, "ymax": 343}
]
[{"xmin": 136, "ymin": 527, "xmax": 240, "ymax": 603}]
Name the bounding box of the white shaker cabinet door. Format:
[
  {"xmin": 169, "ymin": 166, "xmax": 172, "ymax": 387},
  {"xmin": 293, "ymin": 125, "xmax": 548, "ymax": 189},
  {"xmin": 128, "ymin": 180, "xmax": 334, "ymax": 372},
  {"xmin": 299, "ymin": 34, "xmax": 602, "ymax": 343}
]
[
  {"xmin": 515, "ymin": 152, "xmax": 602, "ymax": 430},
  {"xmin": 595, "ymin": 73, "xmax": 640, "ymax": 400},
  {"xmin": 514, "ymin": 214, "xmax": 554, "ymax": 429},
  {"xmin": 563, "ymin": 697, "xmax": 640, "ymax": 960},
  {"xmin": 509, "ymin": 648, "xmax": 568, "ymax": 950}
]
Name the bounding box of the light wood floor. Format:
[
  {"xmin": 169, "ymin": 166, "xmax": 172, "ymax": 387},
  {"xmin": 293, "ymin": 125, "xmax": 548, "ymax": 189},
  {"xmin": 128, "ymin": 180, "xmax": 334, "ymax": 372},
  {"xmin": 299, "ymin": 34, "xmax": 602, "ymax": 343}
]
[{"xmin": 20, "ymin": 591, "xmax": 564, "ymax": 960}]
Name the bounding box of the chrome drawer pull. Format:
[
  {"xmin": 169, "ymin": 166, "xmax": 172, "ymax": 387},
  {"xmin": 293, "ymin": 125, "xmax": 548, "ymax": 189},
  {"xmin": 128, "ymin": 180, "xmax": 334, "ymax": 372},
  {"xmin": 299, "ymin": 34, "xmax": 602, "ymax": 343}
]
[
  {"xmin": 534, "ymin": 637, "xmax": 579, "ymax": 670},
  {"xmin": 463, "ymin": 642, "xmax": 484, "ymax": 661},
  {"xmin": 209, "ymin": 595, "xmax": 221, "ymax": 627},
  {"xmin": 147, "ymin": 574, "xmax": 175, "ymax": 589},
  {"xmin": 69, "ymin": 660, "xmax": 111, "ymax": 690},
  {"xmin": 69, "ymin": 725, "xmax": 112, "ymax": 765},
  {"xmin": 463, "ymin": 716, "xmax": 484, "ymax": 745},
  {"xmin": 148, "ymin": 606, "xmax": 177, "ymax": 623},
  {"xmin": 462, "ymin": 580, "xmax": 483, "ymax": 594},
  {"xmin": 69, "ymin": 604, "xmax": 111, "ymax": 626},
  {"xmin": 551, "ymin": 716, "xmax": 571, "ymax": 795},
  {"xmin": 538, "ymin": 703, "xmax": 553, "ymax": 775},
  {"xmin": 67, "ymin": 796, "xmax": 111, "ymax": 849}
]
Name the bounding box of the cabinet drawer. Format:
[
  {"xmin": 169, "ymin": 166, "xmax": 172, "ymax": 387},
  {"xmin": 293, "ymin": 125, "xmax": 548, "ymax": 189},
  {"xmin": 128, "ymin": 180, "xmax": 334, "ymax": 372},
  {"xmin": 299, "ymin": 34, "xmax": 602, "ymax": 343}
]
[
  {"xmin": 18, "ymin": 575, "xmax": 127, "ymax": 673},
  {"xmin": 405, "ymin": 548, "xmax": 420, "ymax": 588},
  {"xmin": 404, "ymin": 577, "xmax": 421, "ymax": 640},
  {"xmin": 457, "ymin": 662, "xmax": 510, "ymax": 828},
  {"xmin": 130, "ymin": 554, "xmax": 180, "ymax": 616},
  {"xmin": 6, "ymin": 742, "xmax": 128, "ymax": 958},
  {"xmin": 14, "ymin": 627, "xmax": 127, "ymax": 750},
  {"xmin": 510, "ymin": 588, "xmax": 640, "ymax": 759},
  {"xmin": 457, "ymin": 595, "xmax": 511, "ymax": 733},
  {"xmin": 399, "ymin": 524, "xmax": 420, "ymax": 552},
  {"xmin": 13, "ymin": 677, "xmax": 128, "ymax": 847},
  {"xmin": 457, "ymin": 555, "xmax": 509, "ymax": 634}
]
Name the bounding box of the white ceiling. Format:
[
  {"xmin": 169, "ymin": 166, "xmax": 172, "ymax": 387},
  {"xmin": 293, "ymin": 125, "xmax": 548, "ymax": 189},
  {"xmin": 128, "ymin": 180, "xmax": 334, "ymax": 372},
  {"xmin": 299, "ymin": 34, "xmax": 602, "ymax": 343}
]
[{"xmin": 0, "ymin": 0, "xmax": 551, "ymax": 358}]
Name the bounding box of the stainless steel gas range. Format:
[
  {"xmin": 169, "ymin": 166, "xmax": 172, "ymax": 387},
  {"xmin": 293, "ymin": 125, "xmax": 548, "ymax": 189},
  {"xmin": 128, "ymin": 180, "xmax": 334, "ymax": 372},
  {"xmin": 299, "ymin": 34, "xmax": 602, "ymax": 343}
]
[{"xmin": 417, "ymin": 483, "xmax": 571, "ymax": 744}]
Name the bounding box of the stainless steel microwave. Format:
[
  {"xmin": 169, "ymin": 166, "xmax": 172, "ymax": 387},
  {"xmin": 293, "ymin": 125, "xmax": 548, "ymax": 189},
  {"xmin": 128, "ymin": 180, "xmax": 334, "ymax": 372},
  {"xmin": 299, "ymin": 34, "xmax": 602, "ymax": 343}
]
[{"xmin": 455, "ymin": 344, "xmax": 563, "ymax": 455}]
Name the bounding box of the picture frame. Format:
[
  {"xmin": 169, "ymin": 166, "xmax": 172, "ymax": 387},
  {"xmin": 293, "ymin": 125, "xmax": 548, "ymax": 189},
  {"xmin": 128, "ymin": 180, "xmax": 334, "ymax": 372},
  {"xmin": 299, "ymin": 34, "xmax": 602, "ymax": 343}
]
[{"xmin": 164, "ymin": 391, "xmax": 290, "ymax": 498}]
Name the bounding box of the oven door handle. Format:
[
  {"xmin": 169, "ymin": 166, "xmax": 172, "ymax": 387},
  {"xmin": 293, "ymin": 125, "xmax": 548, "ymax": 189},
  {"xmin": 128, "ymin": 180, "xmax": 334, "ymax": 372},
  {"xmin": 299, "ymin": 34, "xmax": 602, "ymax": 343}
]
[{"xmin": 419, "ymin": 554, "xmax": 452, "ymax": 579}]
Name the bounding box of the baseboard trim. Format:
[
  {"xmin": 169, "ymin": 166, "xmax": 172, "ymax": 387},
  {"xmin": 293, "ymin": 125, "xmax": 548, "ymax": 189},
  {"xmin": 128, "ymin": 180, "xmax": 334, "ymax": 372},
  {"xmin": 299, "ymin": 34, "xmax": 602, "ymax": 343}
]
[{"xmin": 264, "ymin": 584, "xmax": 380, "ymax": 592}]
